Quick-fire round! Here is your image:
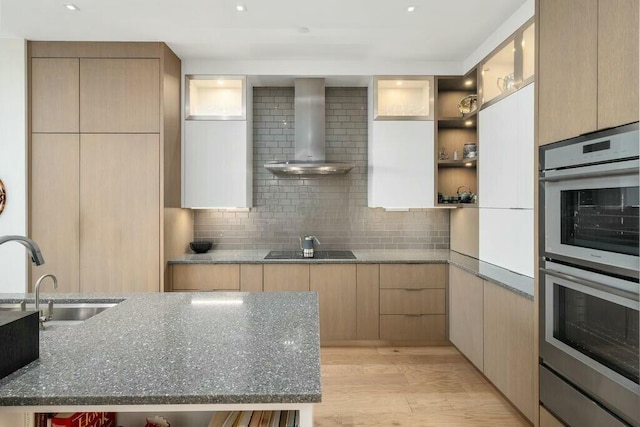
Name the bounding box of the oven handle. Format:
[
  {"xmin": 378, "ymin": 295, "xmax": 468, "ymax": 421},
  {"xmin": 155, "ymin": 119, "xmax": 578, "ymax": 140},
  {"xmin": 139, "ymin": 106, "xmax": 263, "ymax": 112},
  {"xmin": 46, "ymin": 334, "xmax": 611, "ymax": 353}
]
[
  {"xmin": 539, "ymin": 166, "xmax": 638, "ymax": 182},
  {"xmin": 541, "ymin": 268, "xmax": 639, "ymax": 301}
]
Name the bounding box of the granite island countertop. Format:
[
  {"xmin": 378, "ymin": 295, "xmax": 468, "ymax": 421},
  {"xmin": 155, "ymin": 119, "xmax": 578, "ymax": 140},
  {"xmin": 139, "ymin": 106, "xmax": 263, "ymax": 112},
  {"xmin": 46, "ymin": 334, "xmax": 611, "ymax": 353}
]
[
  {"xmin": 169, "ymin": 249, "xmax": 534, "ymax": 299},
  {"xmin": 0, "ymin": 292, "xmax": 321, "ymax": 407}
]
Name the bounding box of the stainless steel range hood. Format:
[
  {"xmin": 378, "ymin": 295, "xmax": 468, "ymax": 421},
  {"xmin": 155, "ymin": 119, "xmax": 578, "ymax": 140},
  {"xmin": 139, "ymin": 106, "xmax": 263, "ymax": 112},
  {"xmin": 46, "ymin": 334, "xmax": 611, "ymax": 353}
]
[{"xmin": 264, "ymin": 78, "xmax": 355, "ymax": 175}]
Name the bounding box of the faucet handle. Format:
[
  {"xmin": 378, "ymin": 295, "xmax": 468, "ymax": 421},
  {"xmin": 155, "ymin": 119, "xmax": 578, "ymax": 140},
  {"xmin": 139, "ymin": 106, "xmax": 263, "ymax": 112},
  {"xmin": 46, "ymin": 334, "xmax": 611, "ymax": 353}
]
[
  {"xmin": 19, "ymin": 300, "xmax": 26, "ymax": 311},
  {"xmin": 47, "ymin": 300, "xmax": 54, "ymax": 320}
]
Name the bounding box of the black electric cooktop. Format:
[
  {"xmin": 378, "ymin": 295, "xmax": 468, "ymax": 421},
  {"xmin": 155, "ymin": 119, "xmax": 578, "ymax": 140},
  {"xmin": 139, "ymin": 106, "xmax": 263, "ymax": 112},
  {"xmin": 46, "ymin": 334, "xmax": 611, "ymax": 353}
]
[{"xmin": 264, "ymin": 250, "xmax": 356, "ymax": 260}]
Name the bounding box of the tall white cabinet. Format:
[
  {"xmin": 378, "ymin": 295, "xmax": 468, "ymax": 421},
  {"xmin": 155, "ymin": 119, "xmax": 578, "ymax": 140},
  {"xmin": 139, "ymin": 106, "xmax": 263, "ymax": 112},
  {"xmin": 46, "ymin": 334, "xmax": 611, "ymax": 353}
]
[
  {"xmin": 478, "ymin": 83, "xmax": 535, "ymax": 277},
  {"xmin": 182, "ymin": 76, "xmax": 253, "ymax": 208}
]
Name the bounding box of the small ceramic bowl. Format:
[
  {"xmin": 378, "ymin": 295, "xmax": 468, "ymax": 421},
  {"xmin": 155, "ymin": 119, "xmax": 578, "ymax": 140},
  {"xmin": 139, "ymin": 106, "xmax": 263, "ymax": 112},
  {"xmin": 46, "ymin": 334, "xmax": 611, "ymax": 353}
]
[{"xmin": 189, "ymin": 241, "xmax": 212, "ymax": 254}]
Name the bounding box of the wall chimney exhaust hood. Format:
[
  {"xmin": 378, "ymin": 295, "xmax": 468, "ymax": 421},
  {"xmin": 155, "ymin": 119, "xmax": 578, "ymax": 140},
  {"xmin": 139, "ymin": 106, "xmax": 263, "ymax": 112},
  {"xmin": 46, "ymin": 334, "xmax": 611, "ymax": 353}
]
[{"xmin": 264, "ymin": 78, "xmax": 355, "ymax": 175}]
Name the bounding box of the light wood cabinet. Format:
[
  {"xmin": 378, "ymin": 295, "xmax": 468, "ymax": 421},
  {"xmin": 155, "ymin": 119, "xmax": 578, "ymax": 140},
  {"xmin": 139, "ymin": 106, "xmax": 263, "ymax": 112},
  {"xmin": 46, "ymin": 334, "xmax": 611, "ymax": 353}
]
[
  {"xmin": 380, "ymin": 264, "xmax": 446, "ymax": 289},
  {"xmin": 79, "ymin": 134, "xmax": 160, "ymax": 293},
  {"xmin": 538, "ymin": 0, "xmax": 598, "ymax": 145},
  {"xmin": 28, "ymin": 42, "xmax": 191, "ymax": 294},
  {"xmin": 30, "ymin": 58, "xmax": 79, "ymax": 133},
  {"xmin": 310, "ymin": 264, "xmax": 357, "ymax": 341},
  {"xmin": 448, "ymin": 265, "xmax": 483, "ymax": 370},
  {"xmin": 379, "ymin": 263, "xmax": 447, "ymax": 341},
  {"xmin": 356, "ymin": 264, "xmax": 379, "ymax": 340},
  {"xmin": 79, "ymin": 58, "xmax": 160, "ymax": 133},
  {"xmin": 240, "ymin": 264, "xmax": 263, "ymax": 292},
  {"xmin": 30, "ymin": 134, "xmax": 80, "ymax": 293},
  {"xmin": 483, "ymin": 280, "xmax": 534, "ymax": 421},
  {"xmin": 379, "ymin": 315, "xmax": 446, "ymax": 341},
  {"xmin": 171, "ymin": 264, "xmax": 240, "ymax": 291},
  {"xmin": 538, "ymin": 0, "xmax": 639, "ymax": 146},
  {"xmin": 540, "ymin": 406, "xmax": 565, "ymax": 427},
  {"xmin": 379, "ymin": 289, "xmax": 445, "ymax": 315},
  {"xmin": 597, "ymin": 0, "xmax": 639, "ymax": 129},
  {"xmin": 263, "ymin": 264, "xmax": 309, "ymax": 292}
]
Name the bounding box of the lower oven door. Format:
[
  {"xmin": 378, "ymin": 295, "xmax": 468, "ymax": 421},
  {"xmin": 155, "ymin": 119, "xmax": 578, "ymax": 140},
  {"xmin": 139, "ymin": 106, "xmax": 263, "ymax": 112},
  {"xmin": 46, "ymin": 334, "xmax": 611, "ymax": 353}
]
[{"xmin": 540, "ymin": 261, "xmax": 640, "ymax": 426}]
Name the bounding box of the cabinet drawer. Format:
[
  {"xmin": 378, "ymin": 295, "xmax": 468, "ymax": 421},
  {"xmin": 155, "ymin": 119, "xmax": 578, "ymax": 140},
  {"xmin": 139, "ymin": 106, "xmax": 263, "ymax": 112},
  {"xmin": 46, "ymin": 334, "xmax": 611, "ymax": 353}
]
[
  {"xmin": 379, "ymin": 315, "xmax": 446, "ymax": 341},
  {"xmin": 380, "ymin": 289, "xmax": 445, "ymax": 315},
  {"xmin": 380, "ymin": 264, "xmax": 446, "ymax": 289},
  {"xmin": 171, "ymin": 264, "xmax": 240, "ymax": 291}
]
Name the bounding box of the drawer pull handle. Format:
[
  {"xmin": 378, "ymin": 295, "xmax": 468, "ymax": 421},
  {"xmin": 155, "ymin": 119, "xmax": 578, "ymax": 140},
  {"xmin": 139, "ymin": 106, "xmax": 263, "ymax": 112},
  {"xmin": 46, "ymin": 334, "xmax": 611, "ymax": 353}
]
[
  {"xmin": 404, "ymin": 288, "xmax": 423, "ymax": 291},
  {"xmin": 404, "ymin": 314, "xmax": 422, "ymax": 317}
]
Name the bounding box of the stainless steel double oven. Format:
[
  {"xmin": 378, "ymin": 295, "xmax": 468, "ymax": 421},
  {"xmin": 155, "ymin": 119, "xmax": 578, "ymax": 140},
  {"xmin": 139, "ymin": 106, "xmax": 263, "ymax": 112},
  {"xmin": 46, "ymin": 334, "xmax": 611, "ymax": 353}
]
[{"xmin": 539, "ymin": 123, "xmax": 640, "ymax": 427}]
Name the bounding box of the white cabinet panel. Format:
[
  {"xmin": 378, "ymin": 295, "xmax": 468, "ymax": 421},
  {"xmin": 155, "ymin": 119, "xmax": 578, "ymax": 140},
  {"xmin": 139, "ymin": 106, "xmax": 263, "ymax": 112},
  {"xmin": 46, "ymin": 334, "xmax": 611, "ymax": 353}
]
[
  {"xmin": 516, "ymin": 84, "xmax": 535, "ymax": 209},
  {"xmin": 479, "ymin": 208, "xmax": 534, "ymax": 277},
  {"xmin": 479, "ymin": 84, "xmax": 535, "ymax": 209},
  {"xmin": 368, "ymin": 120, "xmax": 434, "ymax": 208},
  {"xmin": 479, "ymin": 93, "xmax": 519, "ymax": 208},
  {"xmin": 183, "ymin": 120, "xmax": 252, "ymax": 208}
]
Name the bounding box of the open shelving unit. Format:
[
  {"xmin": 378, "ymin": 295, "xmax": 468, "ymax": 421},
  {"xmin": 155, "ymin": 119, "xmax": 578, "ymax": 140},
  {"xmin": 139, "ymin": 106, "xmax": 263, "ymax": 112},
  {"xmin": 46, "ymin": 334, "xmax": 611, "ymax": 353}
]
[{"xmin": 434, "ymin": 68, "xmax": 479, "ymax": 207}]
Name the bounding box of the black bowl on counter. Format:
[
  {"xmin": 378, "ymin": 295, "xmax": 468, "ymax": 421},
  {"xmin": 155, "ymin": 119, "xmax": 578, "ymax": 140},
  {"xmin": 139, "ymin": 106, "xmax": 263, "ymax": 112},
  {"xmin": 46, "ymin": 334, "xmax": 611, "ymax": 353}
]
[{"xmin": 189, "ymin": 241, "xmax": 213, "ymax": 254}]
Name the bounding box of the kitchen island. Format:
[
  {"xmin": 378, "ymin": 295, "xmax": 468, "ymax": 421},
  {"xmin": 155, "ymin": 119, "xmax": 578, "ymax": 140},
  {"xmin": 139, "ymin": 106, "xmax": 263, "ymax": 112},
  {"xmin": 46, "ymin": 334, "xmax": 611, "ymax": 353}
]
[{"xmin": 0, "ymin": 292, "xmax": 321, "ymax": 427}]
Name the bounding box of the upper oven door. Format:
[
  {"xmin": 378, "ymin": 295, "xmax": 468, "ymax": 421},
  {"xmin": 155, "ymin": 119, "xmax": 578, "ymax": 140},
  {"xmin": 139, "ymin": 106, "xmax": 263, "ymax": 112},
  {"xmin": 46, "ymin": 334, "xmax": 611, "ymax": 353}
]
[{"xmin": 543, "ymin": 159, "xmax": 639, "ymax": 278}]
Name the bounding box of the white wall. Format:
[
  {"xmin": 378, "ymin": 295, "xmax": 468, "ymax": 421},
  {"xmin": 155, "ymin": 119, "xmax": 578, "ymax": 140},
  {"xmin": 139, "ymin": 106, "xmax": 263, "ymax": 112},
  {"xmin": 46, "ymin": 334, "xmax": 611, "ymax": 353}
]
[
  {"xmin": 463, "ymin": 0, "xmax": 535, "ymax": 73},
  {"xmin": 0, "ymin": 38, "xmax": 28, "ymax": 292}
]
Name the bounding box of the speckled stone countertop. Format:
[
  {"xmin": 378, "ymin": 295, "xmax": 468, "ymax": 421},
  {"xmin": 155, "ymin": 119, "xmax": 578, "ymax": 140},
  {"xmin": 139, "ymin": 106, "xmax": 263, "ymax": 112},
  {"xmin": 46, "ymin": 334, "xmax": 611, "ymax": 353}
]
[
  {"xmin": 170, "ymin": 249, "xmax": 534, "ymax": 299},
  {"xmin": 0, "ymin": 292, "xmax": 321, "ymax": 407}
]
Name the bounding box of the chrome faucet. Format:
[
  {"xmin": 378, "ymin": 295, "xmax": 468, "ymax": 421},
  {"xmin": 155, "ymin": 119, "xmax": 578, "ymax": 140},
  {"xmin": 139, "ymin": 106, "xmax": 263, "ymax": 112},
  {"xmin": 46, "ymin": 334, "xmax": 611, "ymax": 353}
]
[
  {"xmin": 0, "ymin": 235, "xmax": 45, "ymax": 265},
  {"xmin": 35, "ymin": 274, "xmax": 57, "ymax": 329}
]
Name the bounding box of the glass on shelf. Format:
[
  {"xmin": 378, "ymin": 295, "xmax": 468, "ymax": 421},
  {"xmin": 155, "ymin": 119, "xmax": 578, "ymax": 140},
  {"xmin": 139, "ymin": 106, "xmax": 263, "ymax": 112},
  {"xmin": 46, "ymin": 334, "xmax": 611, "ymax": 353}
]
[
  {"xmin": 522, "ymin": 22, "xmax": 535, "ymax": 81},
  {"xmin": 374, "ymin": 77, "xmax": 433, "ymax": 120},
  {"xmin": 186, "ymin": 76, "xmax": 246, "ymax": 120},
  {"xmin": 481, "ymin": 40, "xmax": 516, "ymax": 104}
]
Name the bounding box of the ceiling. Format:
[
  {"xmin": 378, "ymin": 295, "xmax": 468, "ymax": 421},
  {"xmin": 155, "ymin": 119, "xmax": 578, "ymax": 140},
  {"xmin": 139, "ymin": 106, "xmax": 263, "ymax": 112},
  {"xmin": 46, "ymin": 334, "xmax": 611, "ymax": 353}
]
[{"xmin": 0, "ymin": 0, "xmax": 527, "ymax": 63}]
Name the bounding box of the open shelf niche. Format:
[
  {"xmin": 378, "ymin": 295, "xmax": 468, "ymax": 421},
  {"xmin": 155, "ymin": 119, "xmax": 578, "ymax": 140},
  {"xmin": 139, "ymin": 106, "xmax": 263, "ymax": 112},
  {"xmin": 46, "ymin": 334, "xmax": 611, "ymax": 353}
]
[{"xmin": 434, "ymin": 69, "xmax": 479, "ymax": 206}]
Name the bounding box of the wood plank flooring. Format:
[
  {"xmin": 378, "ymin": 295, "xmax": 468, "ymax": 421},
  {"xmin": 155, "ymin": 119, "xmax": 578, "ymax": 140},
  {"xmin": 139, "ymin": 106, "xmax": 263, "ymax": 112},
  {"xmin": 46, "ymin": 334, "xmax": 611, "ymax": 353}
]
[{"xmin": 315, "ymin": 347, "xmax": 530, "ymax": 427}]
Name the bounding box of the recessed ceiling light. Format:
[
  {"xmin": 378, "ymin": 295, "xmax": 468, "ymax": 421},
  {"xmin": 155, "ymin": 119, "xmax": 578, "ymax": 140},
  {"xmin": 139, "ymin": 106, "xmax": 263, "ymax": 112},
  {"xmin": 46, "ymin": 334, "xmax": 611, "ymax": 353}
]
[
  {"xmin": 465, "ymin": 120, "xmax": 473, "ymax": 126},
  {"xmin": 64, "ymin": 3, "xmax": 79, "ymax": 11},
  {"xmin": 465, "ymin": 162, "xmax": 473, "ymax": 167},
  {"xmin": 396, "ymin": 81, "xmax": 403, "ymax": 86},
  {"xmin": 464, "ymin": 80, "xmax": 473, "ymax": 87},
  {"xmin": 236, "ymin": 4, "xmax": 247, "ymax": 12},
  {"xmin": 407, "ymin": 5, "xmax": 416, "ymax": 12}
]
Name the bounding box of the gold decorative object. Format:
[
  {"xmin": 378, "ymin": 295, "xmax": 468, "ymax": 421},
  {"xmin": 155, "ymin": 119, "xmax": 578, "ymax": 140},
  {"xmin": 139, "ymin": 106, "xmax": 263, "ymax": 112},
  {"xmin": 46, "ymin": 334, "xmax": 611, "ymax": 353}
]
[
  {"xmin": 0, "ymin": 179, "xmax": 6, "ymax": 215},
  {"xmin": 457, "ymin": 94, "xmax": 478, "ymax": 115}
]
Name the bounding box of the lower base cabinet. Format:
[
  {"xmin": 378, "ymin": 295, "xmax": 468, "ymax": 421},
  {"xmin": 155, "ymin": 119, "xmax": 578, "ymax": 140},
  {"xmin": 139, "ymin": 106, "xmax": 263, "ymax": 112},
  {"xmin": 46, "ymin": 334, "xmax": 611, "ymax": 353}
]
[
  {"xmin": 448, "ymin": 266, "xmax": 484, "ymax": 370},
  {"xmin": 448, "ymin": 265, "xmax": 534, "ymax": 422},
  {"xmin": 539, "ymin": 405, "xmax": 565, "ymax": 427},
  {"xmin": 379, "ymin": 314, "xmax": 446, "ymax": 341},
  {"xmin": 483, "ymin": 280, "xmax": 534, "ymax": 421},
  {"xmin": 310, "ymin": 264, "xmax": 357, "ymax": 341}
]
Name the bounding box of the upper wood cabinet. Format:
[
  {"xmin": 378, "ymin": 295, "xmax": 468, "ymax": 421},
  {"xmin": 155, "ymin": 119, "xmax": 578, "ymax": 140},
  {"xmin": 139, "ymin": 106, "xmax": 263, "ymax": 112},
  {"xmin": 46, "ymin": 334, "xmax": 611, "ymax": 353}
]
[
  {"xmin": 538, "ymin": 0, "xmax": 638, "ymax": 145},
  {"xmin": 28, "ymin": 42, "xmax": 190, "ymax": 294},
  {"xmin": 80, "ymin": 58, "xmax": 160, "ymax": 133},
  {"xmin": 31, "ymin": 58, "xmax": 80, "ymax": 133},
  {"xmin": 310, "ymin": 264, "xmax": 357, "ymax": 341},
  {"xmin": 597, "ymin": 0, "xmax": 639, "ymax": 130}
]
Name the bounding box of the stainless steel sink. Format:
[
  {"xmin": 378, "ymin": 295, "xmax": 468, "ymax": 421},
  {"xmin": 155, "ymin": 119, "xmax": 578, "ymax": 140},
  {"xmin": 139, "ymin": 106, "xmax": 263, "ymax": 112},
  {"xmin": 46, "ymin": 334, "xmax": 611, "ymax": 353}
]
[
  {"xmin": 0, "ymin": 302, "xmax": 116, "ymax": 326},
  {"xmin": 265, "ymin": 250, "xmax": 356, "ymax": 260}
]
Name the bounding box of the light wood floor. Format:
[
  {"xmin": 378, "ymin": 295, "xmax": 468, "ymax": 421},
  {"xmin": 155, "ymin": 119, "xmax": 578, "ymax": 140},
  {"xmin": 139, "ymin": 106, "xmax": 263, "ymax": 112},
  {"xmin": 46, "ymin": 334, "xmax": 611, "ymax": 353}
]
[{"xmin": 315, "ymin": 346, "xmax": 530, "ymax": 427}]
